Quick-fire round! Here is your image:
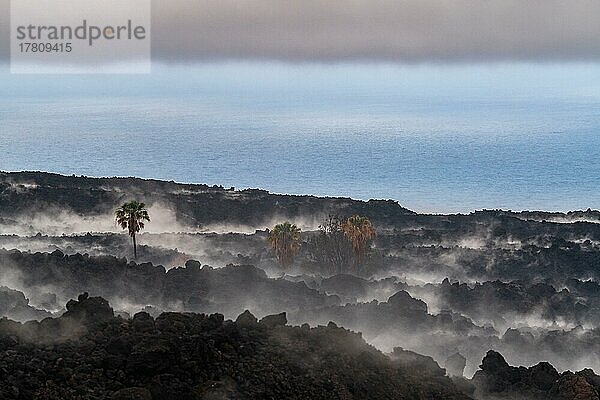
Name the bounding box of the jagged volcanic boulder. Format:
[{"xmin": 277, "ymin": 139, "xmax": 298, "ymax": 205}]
[
  {"xmin": 471, "ymin": 350, "xmax": 600, "ymax": 400},
  {"xmin": 472, "ymin": 350, "xmax": 536, "ymax": 396},
  {"xmin": 132, "ymin": 311, "xmax": 155, "ymax": 333},
  {"xmin": 387, "ymin": 290, "xmax": 428, "ymax": 313},
  {"xmin": 63, "ymin": 292, "xmax": 114, "ymax": 325},
  {"xmin": 235, "ymin": 309, "xmax": 258, "ymax": 326},
  {"xmin": 530, "ymin": 362, "xmax": 560, "ymax": 391},
  {"xmin": 258, "ymin": 311, "xmax": 287, "ymax": 328}
]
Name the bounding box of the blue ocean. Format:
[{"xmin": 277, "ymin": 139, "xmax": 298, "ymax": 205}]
[{"xmin": 1, "ymin": 63, "xmax": 599, "ymax": 213}]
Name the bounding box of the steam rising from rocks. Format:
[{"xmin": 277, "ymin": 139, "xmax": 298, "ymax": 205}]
[{"xmin": 1, "ymin": 172, "xmax": 600, "ymax": 396}]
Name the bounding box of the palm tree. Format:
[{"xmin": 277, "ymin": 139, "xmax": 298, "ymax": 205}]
[
  {"xmin": 267, "ymin": 222, "xmax": 302, "ymax": 269},
  {"xmin": 115, "ymin": 201, "xmax": 150, "ymax": 259},
  {"xmin": 307, "ymin": 215, "xmax": 353, "ymax": 275},
  {"xmin": 342, "ymin": 215, "xmax": 376, "ymax": 268}
]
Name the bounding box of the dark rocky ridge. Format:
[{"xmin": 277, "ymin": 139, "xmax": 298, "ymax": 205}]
[
  {"xmin": 471, "ymin": 350, "xmax": 600, "ymax": 399},
  {"xmin": 0, "ymin": 294, "xmax": 471, "ymax": 400},
  {"xmin": 0, "ymin": 249, "xmax": 339, "ymax": 319},
  {"xmin": 4, "ymin": 172, "xmax": 599, "ymax": 244},
  {"xmin": 0, "ymin": 171, "xmax": 414, "ymax": 228},
  {"xmin": 3, "ymin": 248, "xmax": 600, "ymax": 378},
  {"xmin": 0, "ymin": 294, "xmax": 597, "ymax": 400}
]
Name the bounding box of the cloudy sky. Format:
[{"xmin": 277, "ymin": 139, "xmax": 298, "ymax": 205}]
[{"xmin": 1, "ymin": 0, "xmax": 600, "ymax": 63}]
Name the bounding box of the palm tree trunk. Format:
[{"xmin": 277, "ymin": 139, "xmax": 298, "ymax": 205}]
[
  {"xmin": 353, "ymin": 253, "xmax": 361, "ymax": 275},
  {"xmin": 132, "ymin": 234, "xmax": 137, "ymax": 259}
]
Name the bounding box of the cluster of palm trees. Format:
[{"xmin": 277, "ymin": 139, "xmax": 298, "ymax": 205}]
[
  {"xmin": 342, "ymin": 215, "xmax": 377, "ymax": 268},
  {"xmin": 267, "ymin": 215, "xmax": 376, "ymax": 272},
  {"xmin": 266, "ymin": 222, "xmax": 302, "ymax": 269},
  {"xmin": 114, "ymin": 199, "xmax": 376, "ymax": 274}
]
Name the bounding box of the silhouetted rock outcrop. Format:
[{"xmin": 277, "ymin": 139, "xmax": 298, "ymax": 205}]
[
  {"xmin": 234, "ymin": 309, "xmax": 258, "ymax": 327},
  {"xmin": 258, "ymin": 311, "xmax": 287, "ymax": 328},
  {"xmin": 471, "ymin": 350, "xmax": 600, "ymax": 400},
  {"xmin": 388, "ymin": 290, "xmax": 428, "ymax": 313},
  {"xmin": 63, "ymin": 292, "xmax": 114, "ymax": 325},
  {"xmin": 0, "ymin": 297, "xmax": 471, "ymax": 400}
]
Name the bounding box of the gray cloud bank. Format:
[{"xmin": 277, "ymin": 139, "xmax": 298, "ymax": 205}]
[{"xmin": 2, "ymin": 0, "xmax": 600, "ymax": 63}]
